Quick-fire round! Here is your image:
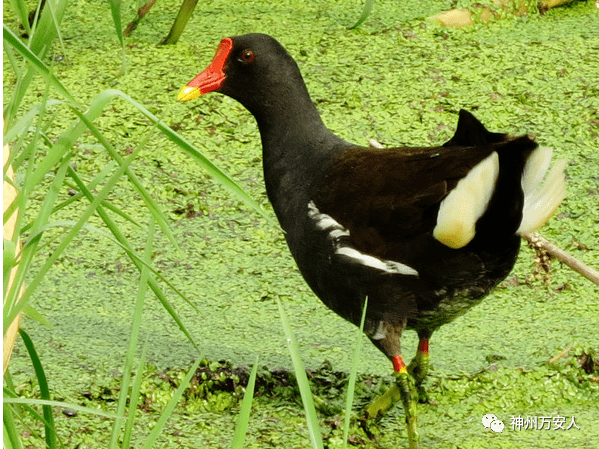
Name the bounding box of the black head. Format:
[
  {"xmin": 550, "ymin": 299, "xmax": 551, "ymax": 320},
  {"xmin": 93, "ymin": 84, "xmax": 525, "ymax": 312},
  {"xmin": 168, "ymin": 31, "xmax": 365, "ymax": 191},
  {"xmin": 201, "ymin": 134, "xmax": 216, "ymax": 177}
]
[{"xmin": 178, "ymin": 34, "xmax": 310, "ymax": 120}]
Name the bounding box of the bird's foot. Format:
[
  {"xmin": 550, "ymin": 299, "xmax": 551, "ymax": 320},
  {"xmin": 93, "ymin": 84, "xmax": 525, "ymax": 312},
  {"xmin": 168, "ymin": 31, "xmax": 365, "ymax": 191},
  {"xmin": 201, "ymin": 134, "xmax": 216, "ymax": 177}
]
[
  {"xmin": 363, "ymin": 383, "xmax": 402, "ymax": 421},
  {"xmin": 361, "ymin": 357, "xmax": 420, "ymax": 448},
  {"xmin": 395, "ymin": 370, "xmax": 420, "ymax": 449}
]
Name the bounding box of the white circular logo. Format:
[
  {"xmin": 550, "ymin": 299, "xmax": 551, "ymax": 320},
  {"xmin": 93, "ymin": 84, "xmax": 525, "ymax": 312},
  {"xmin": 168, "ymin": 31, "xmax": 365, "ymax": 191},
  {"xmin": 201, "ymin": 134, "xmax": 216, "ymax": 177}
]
[
  {"xmin": 482, "ymin": 414, "xmax": 504, "ymax": 433},
  {"xmin": 482, "ymin": 414, "xmax": 497, "ymax": 428}
]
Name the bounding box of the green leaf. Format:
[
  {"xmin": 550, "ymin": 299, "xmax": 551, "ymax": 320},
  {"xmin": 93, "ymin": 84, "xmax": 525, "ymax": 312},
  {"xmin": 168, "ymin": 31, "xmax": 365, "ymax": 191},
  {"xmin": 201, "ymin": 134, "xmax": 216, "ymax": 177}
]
[
  {"xmin": 231, "ymin": 356, "xmax": 259, "ymax": 449},
  {"xmin": 141, "ymin": 358, "xmax": 202, "ymax": 449},
  {"xmin": 3, "ymin": 153, "xmax": 72, "ymax": 335},
  {"xmin": 347, "ymin": 0, "xmax": 376, "ymax": 30},
  {"xmin": 343, "ymin": 297, "xmax": 368, "ymax": 448},
  {"xmin": 110, "ymin": 218, "xmax": 155, "ymax": 449},
  {"xmin": 277, "ymin": 297, "xmax": 323, "ymax": 449},
  {"xmin": 3, "ymin": 397, "xmax": 24, "ymax": 449},
  {"xmin": 106, "ymin": 0, "xmax": 124, "ymax": 46},
  {"xmin": 18, "ymin": 329, "xmax": 57, "ymax": 448},
  {"xmin": 3, "ymin": 397, "xmax": 122, "ymax": 419},
  {"xmin": 121, "ymin": 340, "xmax": 149, "ymax": 449}
]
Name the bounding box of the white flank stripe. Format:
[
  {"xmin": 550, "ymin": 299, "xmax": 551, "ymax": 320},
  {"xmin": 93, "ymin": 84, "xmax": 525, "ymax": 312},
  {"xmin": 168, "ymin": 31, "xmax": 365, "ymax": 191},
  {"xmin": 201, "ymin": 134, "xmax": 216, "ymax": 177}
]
[
  {"xmin": 336, "ymin": 247, "xmax": 389, "ymax": 270},
  {"xmin": 308, "ymin": 201, "xmax": 419, "ymax": 277},
  {"xmin": 369, "ymin": 139, "xmax": 384, "ymax": 149},
  {"xmin": 328, "ymin": 229, "xmax": 349, "ymax": 240}
]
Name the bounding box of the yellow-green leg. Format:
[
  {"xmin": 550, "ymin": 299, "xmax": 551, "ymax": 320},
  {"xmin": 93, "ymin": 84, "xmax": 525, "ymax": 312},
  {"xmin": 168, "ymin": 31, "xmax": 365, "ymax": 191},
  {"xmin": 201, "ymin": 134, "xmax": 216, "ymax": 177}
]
[
  {"xmin": 394, "ymin": 356, "xmax": 419, "ymax": 449},
  {"xmin": 364, "ymin": 383, "xmax": 401, "ymax": 419},
  {"xmin": 363, "ymin": 355, "xmax": 419, "ymax": 449},
  {"xmin": 407, "ymin": 337, "xmax": 430, "ymax": 403}
]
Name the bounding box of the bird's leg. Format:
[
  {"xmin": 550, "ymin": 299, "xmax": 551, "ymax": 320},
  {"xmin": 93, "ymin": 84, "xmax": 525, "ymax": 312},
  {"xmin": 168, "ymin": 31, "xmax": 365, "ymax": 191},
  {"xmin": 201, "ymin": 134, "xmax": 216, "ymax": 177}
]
[
  {"xmin": 363, "ymin": 320, "xmax": 419, "ymax": 448},
  {"xmin": 363, "ymin": 355, "xmax": 419, "ymax": 448},
  {"xmin": 392, "ymin": 355, "xmax": 419, "ymax": 449},
  {"xmin": 364, "ymin": 321, "xmax": 406, "ymax": 420},
  {"xmin": 363, "ymin": 380, "xmax": 401, "ymax": 420},
  {"xmin": 407, "ymin": 330, "xmax": 432, "ymax": 403}
]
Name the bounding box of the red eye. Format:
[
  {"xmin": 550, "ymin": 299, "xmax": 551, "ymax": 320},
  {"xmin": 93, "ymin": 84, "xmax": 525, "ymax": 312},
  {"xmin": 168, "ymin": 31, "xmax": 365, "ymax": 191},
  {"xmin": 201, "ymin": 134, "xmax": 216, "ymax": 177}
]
[{"xmin": 241, "ymin": 49, "xmax": 254, "ymax": 63}]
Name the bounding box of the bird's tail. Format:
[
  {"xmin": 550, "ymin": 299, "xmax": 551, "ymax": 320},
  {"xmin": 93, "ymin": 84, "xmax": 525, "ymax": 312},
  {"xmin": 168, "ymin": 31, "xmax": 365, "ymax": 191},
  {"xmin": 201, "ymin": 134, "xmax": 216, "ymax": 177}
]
[
  {"xmin": 516, "ymin": 147, "xmax": 567, "ymax": 235},
  {"xmin": 433, "ymin": 146, "xmax": 566, "ymax": 249}
]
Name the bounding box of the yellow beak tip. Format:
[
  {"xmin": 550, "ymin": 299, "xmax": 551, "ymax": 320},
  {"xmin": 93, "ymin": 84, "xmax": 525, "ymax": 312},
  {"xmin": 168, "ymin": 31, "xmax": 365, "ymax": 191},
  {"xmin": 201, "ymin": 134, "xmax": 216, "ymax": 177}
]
[{"xmin": 177, "ymin": 86, "xmax": 201, "ymax": 102}]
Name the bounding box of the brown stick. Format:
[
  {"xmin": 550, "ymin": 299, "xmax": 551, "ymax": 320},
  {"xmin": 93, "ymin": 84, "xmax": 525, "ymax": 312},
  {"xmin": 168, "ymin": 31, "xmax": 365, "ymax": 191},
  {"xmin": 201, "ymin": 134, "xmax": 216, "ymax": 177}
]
[
  {"xmin": 522, "ymin": 232, "xmax": 599, "ymax": 286},
  {"xmin": 123, "ymin": 0, "xmax": 157, "ymax": 37}
]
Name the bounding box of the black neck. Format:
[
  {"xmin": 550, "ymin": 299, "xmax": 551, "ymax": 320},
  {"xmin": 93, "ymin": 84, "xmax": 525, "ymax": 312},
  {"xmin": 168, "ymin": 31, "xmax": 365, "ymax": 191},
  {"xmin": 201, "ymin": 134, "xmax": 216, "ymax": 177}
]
[{"xmin": 249, "ymin": 88, "xmax": 349, "ymax": 231}]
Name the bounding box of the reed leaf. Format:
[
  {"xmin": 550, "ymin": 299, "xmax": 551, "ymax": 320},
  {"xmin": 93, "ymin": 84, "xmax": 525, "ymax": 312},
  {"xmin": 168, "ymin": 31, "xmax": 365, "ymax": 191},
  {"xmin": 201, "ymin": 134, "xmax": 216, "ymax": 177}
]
[
  {"xmin": 343, "ymin": 297, "xmax": 368, "ymax": 447},
  {"xmin": 140, "ymin": 358, "xmax": 202, "ymax": 449},
  {"xmin": 18, "ymin": 329, "xmax": 57, "ymax": 448},
  {"xmin": 277, "ymin": 297, "xmax": 323, "ymax": 449},
  {"xmin": 347, "ymin": 0, "xmax": 376, "ymax": 29},
  {"xmin": 230, "ymin": 356, "xmax": 259, "ymax": 449}
]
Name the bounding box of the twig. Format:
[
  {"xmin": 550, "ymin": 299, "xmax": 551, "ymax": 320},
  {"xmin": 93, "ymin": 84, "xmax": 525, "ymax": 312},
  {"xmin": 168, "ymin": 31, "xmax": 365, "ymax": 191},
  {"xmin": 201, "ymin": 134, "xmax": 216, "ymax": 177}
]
[
  {"xmin": 522, "ymin": 232, "xmax": 599, "ymax": 287},
  {"xmin": 123, "ymin": 0, "xmax": 157, "ymax": 37},
  {"xmin": 548, "ymin": 346, "xmax": 573, "ymax": 365}
]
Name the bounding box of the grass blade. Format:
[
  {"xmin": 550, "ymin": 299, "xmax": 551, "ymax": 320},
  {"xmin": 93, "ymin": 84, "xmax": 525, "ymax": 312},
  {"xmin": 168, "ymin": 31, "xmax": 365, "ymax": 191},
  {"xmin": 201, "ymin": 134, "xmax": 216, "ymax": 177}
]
[
  {"xmin": 347, "ymin": 0, "xmax": 376, "ymax": 30},
  {"xmin": 20, "ymin": 303, "xmax": 51, "ymax": 327},
  {"xmin": 122, "ymin": 340, "xmax": 149, "ymax": 448},
  {"xmin": 2, "ymin": 21, "xmax": 76, "ymax": 122},
  {"xmin": 65, "ymin": 167, "xmax": 202, "ymax": 351},
  {"xmin": 4, "ymin": 385, "xmax": 54, "ymax": 438},
  {"xmin": 66, "ymin": 108, "xmax": 177, "ymax": 248},
  {"xmin": 4, "ymin": 382, "xmax": 53, "ymax": 436},
  {"xmin": 106, "ymin": 0, "xmax": 124, "ymax": 46},
  {"xmin": 3, "ymin": 398, "xmax": 121, "ymax": 419},
  {"xmin": 8, "ymin": 157, "xmax": 199, "ymax": 354},
  {"xmin": 160, "ymin": 0, "xmax": 198, "ymax": 45},
  {"xmin": 89, "ymin": 89, "xmax": 272, "ymax": 223},
  {"xmin": 4, "ymin": 145, "xmax": 140, "ymax": 329},
  {"xmin": 44, "ymin": 0, "xmax": 69, "ymax": 65},
  {"xmin": 343, "ymin": 296, "xmax": 368, "ymax": 448},
  {"xmin": 3, "ymin": 401, "xmax": 24, "ymax": 449},
  {"xmin": 5, "ymin": 0, "xmax": 30, "ymax": 34},
  {"xmin": 4, "ymin": 153, "xmax": 72, "ymax": 334},
  {"xmin": 3, "ymin": 99, "xmax": 63, "ymax": 143},
  {"xmin": 230, "ymin": 356, "xmax": 259, "ymax": 449},
  {"xmin": 3, "ymin": 34, "xmax": 269, "ymax": 224},
  {"xmin": 109, "ymin": 217, "xmax": 155, "ymax": 449},
  {"xmin": 141, "ymin": 358, "xmax": 202, "ymax": 449},
  {"xmin": 277, "ymin": 297, "xmax": 323, "ymax": 449},
  {"xmin": 17, "ymin": 329, "xmax": 57, "ymax": 448}
]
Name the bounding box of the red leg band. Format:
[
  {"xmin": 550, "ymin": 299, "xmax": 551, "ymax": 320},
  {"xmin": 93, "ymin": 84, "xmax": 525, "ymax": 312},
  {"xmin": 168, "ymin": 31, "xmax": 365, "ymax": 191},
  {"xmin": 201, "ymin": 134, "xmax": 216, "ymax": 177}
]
[
  {"xmin": 418, "ymin": 339, "xmax": 429, "ymax": 355},
  {"xmin": 392, "ymin": 355, "xmax": 407, "ymax": 373}
]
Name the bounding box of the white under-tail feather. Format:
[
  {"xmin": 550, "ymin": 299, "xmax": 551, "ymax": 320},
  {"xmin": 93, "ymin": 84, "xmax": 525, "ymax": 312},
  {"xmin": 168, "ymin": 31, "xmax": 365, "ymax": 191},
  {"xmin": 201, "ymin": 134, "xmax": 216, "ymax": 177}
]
[
  {"xmin": 369, "ymin": 139, "xmax": 384, "ymax": 149},
  {"xmin": 517, "ymin": 147, "xmax": 566, "ymax": 235},
  {"xmin": 433, "ymin": 152, "xmax": 500, "ymax": 249}
]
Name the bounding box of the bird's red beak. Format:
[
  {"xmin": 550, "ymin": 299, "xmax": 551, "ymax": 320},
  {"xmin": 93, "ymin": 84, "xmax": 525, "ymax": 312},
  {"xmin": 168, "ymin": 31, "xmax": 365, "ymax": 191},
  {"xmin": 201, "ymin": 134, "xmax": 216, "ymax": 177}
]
[{"xmin": 178, "ymin": 38, "xmax": 233, "ymax": 102}]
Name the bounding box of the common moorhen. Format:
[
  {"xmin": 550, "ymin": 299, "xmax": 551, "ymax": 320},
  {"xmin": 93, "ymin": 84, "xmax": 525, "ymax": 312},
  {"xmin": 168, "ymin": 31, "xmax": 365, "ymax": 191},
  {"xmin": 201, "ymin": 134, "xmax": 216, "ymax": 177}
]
[{"xmin": 178, "ymin": 34, "xmax": 566, "ymax": 448}]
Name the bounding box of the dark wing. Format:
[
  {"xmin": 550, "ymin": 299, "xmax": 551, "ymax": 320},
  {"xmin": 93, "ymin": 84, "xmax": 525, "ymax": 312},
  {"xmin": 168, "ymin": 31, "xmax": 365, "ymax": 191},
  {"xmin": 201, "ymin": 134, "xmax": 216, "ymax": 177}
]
[
  {"xmin": 311, "ymin": 144, "xmax": 492, "ymax": 261},
  {"xmin": 311, "ymin": 110, "xmax": 532, "ymax": 264},
  {"xmin": 305, "ymin": 111, "xmax": 536, "ymax": 323}
]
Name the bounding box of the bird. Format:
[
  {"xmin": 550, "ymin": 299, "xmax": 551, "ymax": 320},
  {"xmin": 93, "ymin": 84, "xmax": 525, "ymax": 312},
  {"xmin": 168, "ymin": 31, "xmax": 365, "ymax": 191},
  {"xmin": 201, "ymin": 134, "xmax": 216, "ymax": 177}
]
[{"xmin": 178, "ymin": 33, "xmax": 566, "ymax": 448}]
